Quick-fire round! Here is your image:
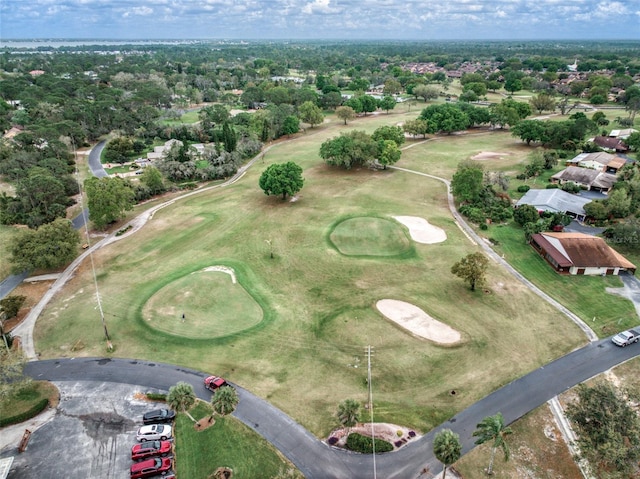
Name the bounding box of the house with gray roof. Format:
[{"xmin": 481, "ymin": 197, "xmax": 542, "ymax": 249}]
[
  {"xmin": 550, "ymin": 166, "xmax": 617, "ymax": 194},
  {"xmin": 515, "ymin": 189, "xmax": 592, "ymax": 222}
]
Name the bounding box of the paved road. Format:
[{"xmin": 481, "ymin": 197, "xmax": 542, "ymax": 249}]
[
  {"xmin": 24, "ymin": 341, "xmax": 640, "ymax": 479},
  {"xmin": 88, "ymin": 140, "xmax": 108, "ymax": 178}
]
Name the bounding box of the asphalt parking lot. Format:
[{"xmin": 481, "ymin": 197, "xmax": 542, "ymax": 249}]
[{"xmin": 0, "ymin": 381, "xmax": 171, "ymax": 479}]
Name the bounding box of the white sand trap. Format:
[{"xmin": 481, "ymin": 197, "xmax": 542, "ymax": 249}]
[
  {"xmin": 376, "ymin": 299, "xmax": 461, "ymax": 344},
  {"xmin": 198, "ymin": 265, "xmax": 237, "ymax": 284},
  {"xmin": 393, "ymin": 216, "xmax": 446, "ymax": 244},
  {"xmin": 471, "ymin": 151, "xmax": 510, "ymax": 160}
]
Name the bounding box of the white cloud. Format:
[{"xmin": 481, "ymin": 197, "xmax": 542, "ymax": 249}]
[
  {"xmin": 302, "ymin": 0, "xmax": 338, "ymax": 14},
  {"xmin": 122, "ymin": 6, "xmax": 153, "ymax": 17}
]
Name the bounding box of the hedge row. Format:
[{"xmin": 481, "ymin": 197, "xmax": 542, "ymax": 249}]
[
  {"xmin": 345, "ymin": 432, "xmax": 393, "ymax": 454},
  {"xmin": 146, "ymin": 392, "xmax": 167, "ymax": 401},
  {"xmin": 0, "ymin": 398, "xmax": 49, "ymax": 428}
]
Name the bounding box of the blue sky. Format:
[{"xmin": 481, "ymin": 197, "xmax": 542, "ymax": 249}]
[{"xmin": 1, "ymin": 0, "xmax": 639, "ymax": 40}]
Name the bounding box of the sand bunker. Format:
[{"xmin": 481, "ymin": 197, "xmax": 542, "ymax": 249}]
[
  {"xmin": 199, "ymin": 265, "xmax": 237, "ymax": 284},
  {"xmin": 393, "ymin": 216, "xmax": 446, "ymax": 244},
  {"xmin": 376, "ymin": 299, "xmax": 461, "ymax": 344},
  {"xmin": 471, "ymin": 151, "xmax": 510, "ymax": 160}
]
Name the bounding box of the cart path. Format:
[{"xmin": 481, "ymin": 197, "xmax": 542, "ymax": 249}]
[{"xmin": 24, "ymin": 344, "xmax": 640, "ymax": 479}]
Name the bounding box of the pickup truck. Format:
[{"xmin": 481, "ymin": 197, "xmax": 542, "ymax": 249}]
[{"xmin": 611, "ymin": 329, "xmax": 640, "ymax": 347}]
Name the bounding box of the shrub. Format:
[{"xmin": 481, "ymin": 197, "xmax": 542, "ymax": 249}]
[
  {"xmin": 327, "ymin": 437, "xmax": 339, "ymax": 446},
  {"xmin": 545, "ymin": 183, "xmax": 559, "ymax": 189},
  {"xmin": 0, "ymin": 295, "xmax": 26, "ymax": 319},
  {"xmin": 145, "ymin": 392, "xmax": 167, "ymax": 401},
  {"xmin": 0, "ymin": 398, "xmax": 49, "ymax": 427},
  {"xmin": 479, "ymin": 223, "xmax": 488, "ymax": 230},
  {"xmin": 408, "ymin": 431, "xmax": 416, "ymax": 437},
  {"xmin": 345, "ymin": 433, "xmax": 394, "ymax": 453},
  {"xmin": 517, "ymin": 185, "xmax": 530, "ymax": 193}
]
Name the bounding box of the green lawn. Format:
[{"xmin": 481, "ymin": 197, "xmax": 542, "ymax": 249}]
[
  {"xmin": 0, "ymin": 380, "xmax": 58, "ymax": 424},
  {"xmin": 35, "ymin": 109, "xmax": 587, "ymax": 438},
  {"xmin": 160, "ymin": 109, "xmax": 201, "ymax": 125},
  {"xmin": 175, "ymin": 402, "xmax": 302, "ymax": 479}
]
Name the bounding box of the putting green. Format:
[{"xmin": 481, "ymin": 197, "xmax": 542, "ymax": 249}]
[
  {"xmin": 329, "ymin": 216, "xmax": 412, "ymax": 257},
  {"xmin": 142, "ymin": 267, "xmax": 263, "ymax": 339}
]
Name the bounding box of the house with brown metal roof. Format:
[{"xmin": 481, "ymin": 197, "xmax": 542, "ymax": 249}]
[{"xmin": 530, "ymin": 232, "xmax": 636, "ymax": 275}]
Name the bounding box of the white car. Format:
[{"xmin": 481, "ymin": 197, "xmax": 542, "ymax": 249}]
[{"xmin": 136, "ymin": 424, "xmax": 173, "ymax": 442}]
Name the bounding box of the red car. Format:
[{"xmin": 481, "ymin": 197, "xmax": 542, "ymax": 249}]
[
  {"xmin": 204, "ymin": 375, "xmax": 229, "ymax": 392},
  {"xmin": 131, "ymin": 440, "xmax": 172, "ymax": 461},
  {"xmin": 130, "ymin": 457, "xmax": 172, "ymax": 478}
]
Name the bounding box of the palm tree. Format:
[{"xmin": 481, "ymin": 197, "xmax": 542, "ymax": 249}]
[
  {"xmin": 433, "ymin": 428, "xmax": 462, "ymax": 479},
  {"xmin": 472, "ymin": 413, "xmax": 513, "ymax": 475},
  {"xmin": 336, "ymin": 399, "xmax": 360, "ymax": 434},
  {"xmin": 166, "ymin": 381, "xmax": 197, "ymax": 422},
  {"xmin": 211, "ymin": 386, "xmax": 239, "ymax": 418}
]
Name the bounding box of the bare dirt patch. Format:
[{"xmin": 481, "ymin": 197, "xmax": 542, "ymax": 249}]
[
  {"xmin": 393, "ymin": 216, "xmax": 446, "ymax": 244},
  {"xmin": 377, "ymin": 299, "xmax": 461, "ymax": 344},
  {"xmin": 471, "ymin": 151, "xmax": 510, "ymax": 160}
]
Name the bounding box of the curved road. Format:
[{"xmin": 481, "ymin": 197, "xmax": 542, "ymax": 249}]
[{"xmin": 25, "ymin": 340, "xmax": 640, "ymax": 479}]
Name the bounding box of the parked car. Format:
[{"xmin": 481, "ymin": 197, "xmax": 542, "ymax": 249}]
[
  {"xmin": 142, "ymin": 409, "xmax": 176, "ymax": 425},
  {"xmin": 131, "ymin": 440, "xmax": 172, "ymax": 461},
  {"xmin": 136, "ymin": 424, "xmax": 172, "ymax": 442},
  {"xmin": 204, "ymin": 375, "xmax": 229, "ymax": 392},
  {"xmin": 130, "ymin": 457, "xmax": 172, "ymax": 478},
  {"xmin": 611, "ymin": 329, "xmax": 640, "ymax": 347}
]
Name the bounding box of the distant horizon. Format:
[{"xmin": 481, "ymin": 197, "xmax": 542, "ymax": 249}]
[
  {"xmin": 3, "ymin": 0, "xmax": 639, "ymax": 42},
  {"xmin": 2, "ymin": 37, "xmax": 639, "ymax": 44}
]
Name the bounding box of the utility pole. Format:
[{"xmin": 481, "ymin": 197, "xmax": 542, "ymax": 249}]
[{"xmin": 366, "ymin": 345, "xmax": 376, "ymax": 479}]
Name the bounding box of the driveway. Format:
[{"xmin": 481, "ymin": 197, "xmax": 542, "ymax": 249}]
[{"xmin": 0, "ymin": 381, "xmax": 168, "ymax": 479}]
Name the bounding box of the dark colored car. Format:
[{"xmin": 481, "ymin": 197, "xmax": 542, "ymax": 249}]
[
  {"xmin": 142, "ymin": 408, "xmax": 176, "ymax": 425},
  {"xmin": 204, "ymin": 375, "xmax": 229, "ymax": 392},
  {"xmin": 130, "ymin": 457, "xmax": 172, "ymax": 478},
  {"xmin": 131, "ymin": 440, "xmax": 172, "ymax": 461}
]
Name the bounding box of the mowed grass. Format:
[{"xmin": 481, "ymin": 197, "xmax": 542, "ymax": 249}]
[
  {"xmin": 142, "ymin": 269, "xmax": 263, "ymax": 339},
  {"xmin": 36, "ymin": 109, "xmax": 586, "ymax": 438},
  {"xmin": 329, "ymin": 216, "xmax": 413, "ymax": 257},
  {"xmin": 175, "ymin": 402, "xmax": 302, "ymax": 479},
  {"xmin": 0, "ymin": 380, "xmax": 59, "ymax": 422}
]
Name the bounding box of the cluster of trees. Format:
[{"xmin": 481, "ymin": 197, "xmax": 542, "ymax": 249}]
[
  {"xmin": 0, "ymin": 139, "xmax": 79, "ymax": 228},
  {"xmin": 415, "ymin": 99, "xmax": 531, "ymax": 136},
  {"xmin": 451, "ymin": 161, "xmax": 513, "ymax": 226},
  {"xmin": 319, "ymin": 125, "xmax": 404, "ymax": 170},
  {"xmin": 583, "ymin": 163, "xmax": 640, "ymax": 229},
  {"xmin": 511, "ymin": 112, "xmax": 599, "ymax": 149},
  {"xmin": 566, "ymin": 381, "xmax": 640, "ymax": 477}
]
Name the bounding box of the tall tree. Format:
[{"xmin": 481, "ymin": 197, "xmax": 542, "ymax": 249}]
[
  {"xmin": 298, "ymin": 101, "xmax": 324, "ymax": 128},
  {"xmin": 378, "ymin": 95, "xmax": 397, "ymax": 114},
  {"xmin": 319, "ymin": 130, "xmax": 378, "ymax": 169},
  {"xmin": 376, "ymin": 140, "xmax": 401, "ymax": 169},
  {"xmin": 259, "ymin": 162, "xmax": 304, "ymax": 200},
  {"xmin": 472, "ymin": 412, "xmax": 513, "ymax": 475},
  {"xmin": 529, "ymin": 93, "xmax": 556, "ymax": 114},
  {"xmin": 8, "ymin": 218, "xmax": 80, "ymax": 273},
  {"xmin": 451, "ymin": 252, "xmax": 489, "ymax": 292},
  {"xmin": 167, "ymin": 381, "xmax": 197, "ymax": 422},
  {"xmin": 0, "ymin": 348, "xmax": 30, "ymax": 399},
  {"xmin": 222, "ymin": 122, "xmax": 237, "ymax": 153},
  {"xmin": 84, "ymin": 176, "xmax": 135, "ymax": 230},
  {"xmin": 433, "ymin": 429, "xmax": 462, "ymax": 479},
  {"xmin": 336, "ymin": 399, "xmax": 360, "ymax": 434},
  {"xmin": 336, "ymin": 106, "xmax": 356, "ymax": 125},
  {"xmin": 451, "ymin": 162, "xmax": 484, "ymax": 203},
  {"xmin": 211, "ymin": 386, "xmax": 239, "ymax": 418},
  {"xmin": 372, "ymin": 125, "xmax": 405, "ymax": 146},
  {"xmin": 403, "ymin": 119, "xmax": 429, "ymax": 138},
  {"xmin": 419, "ymin": 103, "xmax": 469, "ymax": 134}
]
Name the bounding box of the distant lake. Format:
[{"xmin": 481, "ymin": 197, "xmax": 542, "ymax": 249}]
[{"xmin": 0, "ymin": 39, "xmax": 204, "ymax": 49}]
